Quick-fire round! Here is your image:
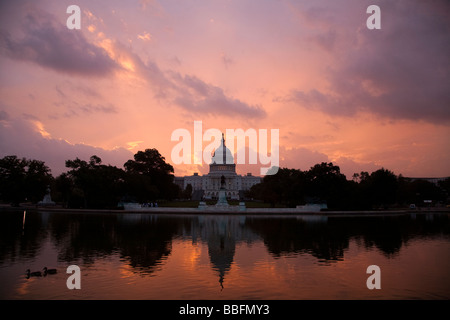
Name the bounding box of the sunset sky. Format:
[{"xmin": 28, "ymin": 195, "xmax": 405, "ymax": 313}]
[{"xmin": 0, "ymin": 0, "xmax": 449, "ymax": 179}]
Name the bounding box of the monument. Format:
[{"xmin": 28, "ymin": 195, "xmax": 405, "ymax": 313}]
[
  {"xmin": 215, "ymin": 175, "xmax": 229, "ymax": 207},
  {"xmin": 176, "ymin": 133, "xmax": 261, "ymax": 201},
  {"xmin": 38, "ymin": 186, "xmax": 55, "ymax": 206}
]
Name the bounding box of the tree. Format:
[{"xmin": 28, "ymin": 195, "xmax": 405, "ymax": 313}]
[
  {"xmin": 53, "ymin": 172, "xmax": 73, "ymax": 208},
  {"xmin": 24, "ymin": 159, "xmax": 54, "ymax": 203},
  {"xmin": 366, "ymin": 168, "xmax": 398, "ymax": 208},
  {"xmin": 124, "ymin": 149, "xmax": 174, "ymax": 176},
  {"xmin": 124, "ymin": 149, "xmax": 178, "ymax": 202},
  {"xmin": 65, "ymin": 155, "xmax": 125, "ymax": 208},
  {"xmin": 247, "ymin": 168, "xmax": 307, "ymax": 207},
  {"xmin": 397, "ymin": 178, "xmax": 444, "ymax": 206},
  {"xmin": 305, "ymin": 162, "xmax": 348, "ymax": 209},
  {"xmin": 0, "ymin": 155, "xmax": 53, "ymax": 205},
  {"xmin": 439, "ymin": 178, "xmax": 450, "ymax": 205},
  {"xmin": 249, "ymin": 163, "xmax": 363, "ymax": 210},
  {"xmin": 0, "ymin": 155, "xmax": 27, "ymax": 205},
  {"xmin": 183, "ymin": 184, "xmax": 193, "ymax": 200},
  {"xmin": 353, "ymin": 171, "xmax": 372, "ymax": 209}
]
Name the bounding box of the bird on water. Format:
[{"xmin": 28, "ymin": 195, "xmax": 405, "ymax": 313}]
[
  {"xmin": 43, "ymin": 267, "xmax": 57, "ymax": 276},
  {"xmin": 26, "ymin": 269, "xmax": 42, "ymax": 278}
]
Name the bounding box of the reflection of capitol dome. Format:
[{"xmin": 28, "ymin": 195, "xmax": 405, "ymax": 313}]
[
  {"xmin": 186, "ymin": 215, "xmax": 260, "ymax": 289},
  {"xmin": 208, "ymin": 235, "xmax": 235, "ymax": 289},
  {"xmin": 197, "ymin": 215, "xmax": 252, "ymax": 289}
]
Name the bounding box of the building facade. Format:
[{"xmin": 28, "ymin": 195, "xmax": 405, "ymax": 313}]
[{"xmin": 174, "ymin": 134, "xmax": 261, "ymax": 200}]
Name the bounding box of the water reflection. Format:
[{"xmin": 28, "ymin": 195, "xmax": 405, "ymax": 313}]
[
  {"xmin": 194, "ymin": 215, "xmax": 257, "ymax": 289},
  {"xmin": 48, "ymin": 212, "xmax": 179, "ymax": 275},
  {"xmin": 0, "ymin": 210, "xmax": 449, "ymax": 296},
  {"xmin": 2, "ymin": 211, "xmax": 450, "ymax": 267}
]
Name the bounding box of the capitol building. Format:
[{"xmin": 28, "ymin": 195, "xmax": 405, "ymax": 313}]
[{"xmin": 174, "ymin": 134, "xmax": 261, "ymax": 200}]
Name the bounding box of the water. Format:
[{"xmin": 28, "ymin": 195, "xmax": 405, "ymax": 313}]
[{"xmin": 0, "ymin": 210, "xmax": 449, "ymax": 299}]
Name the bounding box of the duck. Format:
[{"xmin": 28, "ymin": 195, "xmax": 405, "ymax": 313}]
[
  {"xmin": 26, "ymin": 269, "xmax": 42, "ymax": 278},
  {"xmin": 43, "ymin": 267, "xmax": 57, "ymax": 276}
]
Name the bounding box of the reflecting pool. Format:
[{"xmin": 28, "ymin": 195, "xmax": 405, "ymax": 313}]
[{"xmin": 0, "ymin": 210, "xmax": 449, "ymax": 299}]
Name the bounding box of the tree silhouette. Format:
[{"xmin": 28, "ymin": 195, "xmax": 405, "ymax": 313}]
[
  {"xmin": 124, "ymin": 149, "xmax": 178, "ymax": 202},
  {"xmin": 183, "ymin": 183, "xmax": 193, "ymax": 199},
  {"xmin": 366, "ymin": 168, "xmax": 398, "ymax": 208},
  {"xmin": 65, "ymin": 155, "xmax": 125, "ymax": 208},
  {"xmin": 305, "ymin": 162, "xmax": 347, "ymax": 208},
  {"xmin": 0, "ymin": 155, "xmax": 52, "ymax": 205},
  {"xmin": 1, "ymin": 151, "xmax": 447, "ymax": 210}
]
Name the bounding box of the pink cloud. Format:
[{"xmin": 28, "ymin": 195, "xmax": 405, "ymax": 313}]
[
  {"xmin": 285, "ymin": 0, "xmax": 450, "ymax": 123},
  {"xmin": 0, "ymin": 113, "xmax": 133, "ymax": 175},
  {"xmin": 0, "ymin": 9, "xmax": 121, "ymax": 77}
]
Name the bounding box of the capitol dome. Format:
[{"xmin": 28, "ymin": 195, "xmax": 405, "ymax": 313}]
[
  {"xmin": 209, "ymin": 133, "xmax": 236, "ymax": 175},
  {"xmin": 211, "ymin": 133, "xmax": 234, "ymax": 165},
  {"xmin": 175, "ymin": 133, "xmax": 261, "ymax": 202}
]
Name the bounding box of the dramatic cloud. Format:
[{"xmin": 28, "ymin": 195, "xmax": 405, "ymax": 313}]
[
  {"xmin": 86, "ymin": 27, "xmax": 266, "ymax": 119},
  {"xmin": 0, "ymin": 0, "xmax": 448, "ymax": 179},
  {"xmin": 172, "ymin": 75, "xmax": 266, "ymax": 119},
  {"xmin": 286, "ymin": 0, "xmax": 450, "ymax": 123},
  {"xmin": 0, "ymin": 2, "xmax": 267, "ymax": 121},
  {"xmin": 104, "ymin": 39, "xmax": 267, "ymax": 119},
  {"xmin": 0, "ymin": 9, "xmax": 120, "ymax": 77},
  {"xmin": 0, "ymin": 114, "xmax": 133, "ymax": 175}
]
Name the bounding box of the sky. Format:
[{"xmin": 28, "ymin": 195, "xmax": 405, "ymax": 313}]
[{"xmin": 0, "ymin": 0, "xmax": 449, "ymax": 179}]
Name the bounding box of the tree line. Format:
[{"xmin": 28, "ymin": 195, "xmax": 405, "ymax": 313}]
[
  {"xmin": 0, "ymin": 149, "xmax": 179, "ymax": 209},
  {"xmin": 0, "ymin": 151, "xmax": 448, "ymax": 210},
  {"xmin": 247, "ymin": 162, "xmax": 449, "ymax": 210}
]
